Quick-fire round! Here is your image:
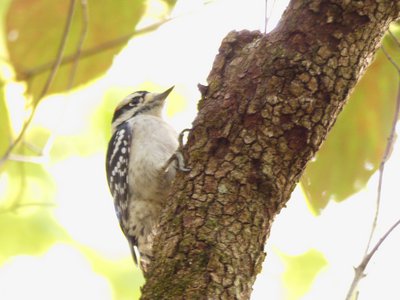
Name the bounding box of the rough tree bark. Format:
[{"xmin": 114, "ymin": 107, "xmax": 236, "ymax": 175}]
[{"xmin": 142, "ymin": 1, "xmax": 400, "ymax": 299}]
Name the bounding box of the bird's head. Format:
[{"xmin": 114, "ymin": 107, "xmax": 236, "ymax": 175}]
[{"xmin": 111, "ymin": 86, "xmax": 174, "ymax": 132}]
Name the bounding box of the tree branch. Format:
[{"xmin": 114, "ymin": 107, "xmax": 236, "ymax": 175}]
[{"xmin": 141, "ymin": 1, "xmax": 400, "ymax": 299}]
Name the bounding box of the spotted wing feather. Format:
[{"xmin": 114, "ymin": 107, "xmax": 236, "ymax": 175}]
[{"xmin": 105, "ymin": 123, "xmax": 138, "ymax": 264}]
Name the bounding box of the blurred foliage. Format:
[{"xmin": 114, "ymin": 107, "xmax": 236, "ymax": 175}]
[
  {"xmin": 1, "ymin": 159, "xmax": 55, "ymax": 208},
  {"xmin": 0, "ymin": 210, "xmax": 67, "ymax": 265},
  {"xmin": 301, "ymin": 28, "xmax": 400, "ymax": 214},
  {"xmin": 6, "ymin": 0, "xmax": 148, "ymax": 100},
  {"xmin": 0, "ymin": 80, "xmax": 11, "ymax": 165},
  {"xmin": 79, "ymin": 245, "xmax": 144, "ymax": 300},
  {"xmin": 161, "ymin": 0, "xmax": 178, "ymax": 7},
  {"xmin": 278, "ymin": 249, "xmax": 327, "ymax": 300},
  {"xmin": 50, "ymin": 85, "xmax": 171, "ymax": 161},
  {"xmin": 0, "ymin": 0, "xmax": 172, "ymax": 299},
  {"xmin": 0, "ymin": 0, "xmax": 399, "ymax": 299}
]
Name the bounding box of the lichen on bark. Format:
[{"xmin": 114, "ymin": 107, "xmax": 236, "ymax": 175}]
[{"xmin": 141, "ymin": 1, "xmax": 400, "ymax": 299}]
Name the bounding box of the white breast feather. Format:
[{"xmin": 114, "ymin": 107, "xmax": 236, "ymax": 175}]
[{"xmin": 128, "ymin": 115, "xmax": 178, "ymax": 204}]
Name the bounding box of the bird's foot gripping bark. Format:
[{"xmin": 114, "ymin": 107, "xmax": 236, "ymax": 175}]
[{"xmin": 162, "ymin": 129, "xmax": 191, "ymax": 173}]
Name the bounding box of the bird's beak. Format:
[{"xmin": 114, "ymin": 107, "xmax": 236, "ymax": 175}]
[{"xmin": 154, "ymin": 86, "xmax": 174, "ymax": 102}]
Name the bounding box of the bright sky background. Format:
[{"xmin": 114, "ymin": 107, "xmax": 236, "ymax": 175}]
[{"xmin": 1, "ymin": 1, "xmax": 400, "ymax": 299}]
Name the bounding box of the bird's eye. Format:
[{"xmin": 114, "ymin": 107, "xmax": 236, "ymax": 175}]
[{"xmin": 129, "ymin": 97, "xmax": 141, "ymax": 107}]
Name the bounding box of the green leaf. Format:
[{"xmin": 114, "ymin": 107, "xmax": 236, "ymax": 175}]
[
  {"xmin": 0, "ymin": 80, "xmax": 11, "ymax": 161},
  {"xmin": 0, "ymin": 0, "xmax": 12, "ymax": 56},
  {"xmin": 1, "ymin": 158, "xmax": 56, "ymax": 208},
  {"xmin": 0, "ymin": 127, "xmax": 55, "ymax": 208},
  {"xmin": 161, "ymin": 0, "xmax": 177, "ymax": 8},
  {"xmin": 92, "ymin": 87, "xmax": 133, "ymax": 144},
  {"xmin": 0, "ymin": 1, "xmax": 13, "ymax": 166},
  {"xmin": 0, "ymin": 210, "xmax": 67, "ymax": 264},
  {"xmin": 78, "ymin": 245, "xmax": 144, "ymax": 300},
  {"xmin": 50, "ymin": 86, "xmax": 145, "ymax": 160},
  {"xmin": 301, "ymin": 40, "xmax": 398, "ymax": 214},
  {"xmin": 92, "ymin": 257, "xmax": 143, "ymax": 300},
  {"xmin": 0, "ymin": 142, "xmax": 66, "ymax": 264},
  {"xmin": 50, "ymin": 88, "xmax": 127, "ymax": 160},
  {"xmin": 278, "ymin": 249, "xmax": 327, "ymax": 300},
  {"xmin": 6, "ymin": 0, "xmax": 147, "ymax": 100}
]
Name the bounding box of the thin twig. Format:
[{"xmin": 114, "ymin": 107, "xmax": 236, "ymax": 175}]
[
  {"xmin": 264, "ymin": 0, "xmax": 268, "ymax": 34},
  {"xmin": 388, "ymin": 29, "xmax": 400, "ymax": 49},
  {"xmin": 11, "ymin": 152, "xmax": 27, "ymax": 209},
  {"xmin": 38, "ymin": 0, "xmax": 90, "ymax": 160},
  {"xmin": 67, "ymin": 0, "xmax": 89, "ymax": 90},
  {"xmin": 345, "ymin": 44, "xmax": 400, "ymax": 300},
  {"xmin": 22, "ymin": 141, "xmax": 43, "ymax": 154},
  {"xmin": 0, "ymin": 9, "xmax": 169, "ymax": 167},
  {"xmin": 20, "ymin": 0, "xmax": 213, "ymax": 79},
  {"xmin": 0, "ymin": 0, "xmax": 77, "ymax": 168},
  {"xmin": 36, "ymin": 0, "xmax": 77, "ymax": 102},
  {"xmin": 381, "ymin": 45, "xmax": 400, "ymax": 74},
  {"xmin": 0, "ymin": 3, "xmax": 202, "ymax": 167},
  {"xmin": 345, "ymin": 219, "xmax": 400, "ymax": 300},
  {"xmin": 264, "ymin": 0, "xmax": 278, "ymax": 34},
  {"xmin": 8, "ymin": 153, "xmax": 48, "ymax": 164},
  {"xmin": 364, "ymin": 46, "xmax": 400, "ymax": 253},
  {"xmin": 21, "ymin": 18, "xmax": 170, "ymax": 80}
]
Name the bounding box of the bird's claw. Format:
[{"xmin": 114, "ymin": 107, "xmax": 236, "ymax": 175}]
[{"xmin": 162, "ymin": 128, "xmax": 191, "ymax": 173}]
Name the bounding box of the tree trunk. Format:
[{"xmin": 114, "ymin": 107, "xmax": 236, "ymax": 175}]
[{"xmin": 141, "ymin": 1, "xmax": 400, "ymax": 299}]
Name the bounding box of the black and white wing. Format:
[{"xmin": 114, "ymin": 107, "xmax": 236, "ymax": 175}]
[{"xmin": 105, "ymin": 123, "xmax": 138, "ymax": 264}]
